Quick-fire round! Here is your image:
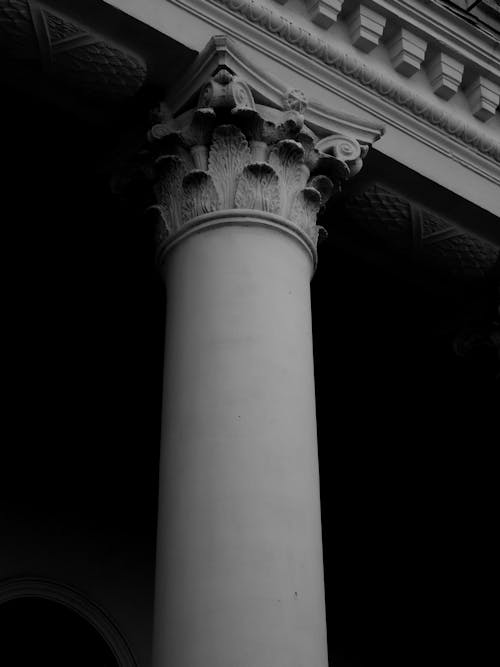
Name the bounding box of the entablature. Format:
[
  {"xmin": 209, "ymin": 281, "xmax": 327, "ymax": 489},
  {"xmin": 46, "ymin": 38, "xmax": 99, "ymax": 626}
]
[{"xmin": 102, "ymin": 0, "xmax": 500, "ymax": 221}]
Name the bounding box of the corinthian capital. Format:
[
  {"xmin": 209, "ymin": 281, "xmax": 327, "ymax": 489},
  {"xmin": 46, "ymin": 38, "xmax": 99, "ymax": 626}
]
[{"xmin": 142, "ymin": 67, "xmax": 367, "ymax": 256}]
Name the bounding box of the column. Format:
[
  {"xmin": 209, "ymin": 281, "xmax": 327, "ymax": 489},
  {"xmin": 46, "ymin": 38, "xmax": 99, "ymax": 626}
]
[{"xmin": 144, "ymin": 69, "xmax": 364, "ymax": 667}]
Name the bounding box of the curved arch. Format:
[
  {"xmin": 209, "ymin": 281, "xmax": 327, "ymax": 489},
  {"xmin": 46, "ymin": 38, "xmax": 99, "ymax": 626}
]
[{"xmin": 0, "ymin": 577, "xmax": 138, "ymax": 667}]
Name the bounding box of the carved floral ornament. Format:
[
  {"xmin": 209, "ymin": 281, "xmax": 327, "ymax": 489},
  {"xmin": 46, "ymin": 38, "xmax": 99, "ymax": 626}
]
[{"xmin": 140, "ymin": 68, "xmax": 367, "ymax": 261}]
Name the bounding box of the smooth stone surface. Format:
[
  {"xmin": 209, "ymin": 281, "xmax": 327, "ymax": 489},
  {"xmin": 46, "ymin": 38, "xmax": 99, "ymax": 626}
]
[{"xmin": 153, "ymin": 218, "xmax": 328, "ymax": 667}]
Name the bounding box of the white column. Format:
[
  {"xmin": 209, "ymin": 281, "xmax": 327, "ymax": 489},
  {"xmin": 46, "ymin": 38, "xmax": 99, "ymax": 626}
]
[
  {"xmin": 155, "ymin": 212, "xmax": 325, "ymax": 667},
  {"xmin": 145, "ymin": 69, "xmax": 364, "ymax": 667}
]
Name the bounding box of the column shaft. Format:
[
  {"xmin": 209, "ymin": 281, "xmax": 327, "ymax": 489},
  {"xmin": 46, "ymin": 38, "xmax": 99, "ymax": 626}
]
[{"xmin": 153, "ymin": 219, "xmax": 328, "ymax": 667}]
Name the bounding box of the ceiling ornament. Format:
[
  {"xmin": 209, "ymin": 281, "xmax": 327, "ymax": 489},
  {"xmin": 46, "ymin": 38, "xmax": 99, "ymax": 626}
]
[
  {"xmin": 0, "ymin": 0, "xmax": 146, "ymax": 102},
  {"xmin": 344, "ymin": 183, "xmax": 500, "ymax": 282}
]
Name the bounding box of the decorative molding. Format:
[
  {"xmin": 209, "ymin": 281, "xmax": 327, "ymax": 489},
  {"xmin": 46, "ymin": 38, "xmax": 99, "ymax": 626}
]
[
  {"xmin": 304, "ymin": 0, "xmax": 344, "ymax": 29},
  {"xmin": 357, "ymin": 0, "xmax": 500, "ymax": 85},
  {"xmin": 207, "ymin": 1, "xmax": 500, "ymax": 163},
  {"xmin": 0, "ymin": 0, "xmax": 146, "ymax": 101},
  {"xmin": 135, "ymin": 66, "xmax": 367, "ymax": 258},
  {"xmin": 386, "ymin": 27, "xmax": 427, "ymax": 78},
  {"xmin": 465, "ymin": 76, "xmax": 500, "ymax": 122},
  {"xmin": 346, "ymin": 4, "xmax": 387, "ymax": 54},
  {"xmin": 427, "ymin": 52, "xmax": 464, "ymax": 101},
  {"xmin": 156, "ymin": 209, "xmax": 322, "ymax": 267},
  {"xmin": 0, "ymin": 577, "xmax": 138, "ymax": 667}
]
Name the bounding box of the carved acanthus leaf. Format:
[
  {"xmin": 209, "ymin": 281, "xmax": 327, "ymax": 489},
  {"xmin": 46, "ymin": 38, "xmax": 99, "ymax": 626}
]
[
  {"xmin": 154, "ymin": 155, "xmax": 186, "ymax": 235},
  {"xmin": 152, "ymin": 131, "xmax": 195, "ymax": 173},
  {"xmin": 182, "ymin": 171, "xmax": 219, "ymax": 222},
  {"xmin": 290, "ymin": 187, "xmax": 322, "ymax": 241},
  {"xmin": 145, "ymin": 204, "xmax": 172, "ymax": 243},
  {"xmin": 297, "ymin": 128, "xmax": 319, "ymax": 171},
  {"xmin": 235, "ymin": 163, "xmax": 280, "ymax": 214},
  {"xmin": 268, "ymin": 140, "xmax": 309, "ymax": 218},
  {"xmin": 208, "ymin": 125, "xmax": 251, "ymax": 209},
  {"xmin": 314, "ymin": 152, "xmax": 351, "ymax": 182},
  {"xmin": 308, "ymin": 175, "xmax": 335, "ymax": 205},
  {"xmin": 152, "ymin": 109, "xmax": 216, "ymax": 171},
  {"xmin": 136, "ymin": 67, "xmax": 365, "ymax": 251}
]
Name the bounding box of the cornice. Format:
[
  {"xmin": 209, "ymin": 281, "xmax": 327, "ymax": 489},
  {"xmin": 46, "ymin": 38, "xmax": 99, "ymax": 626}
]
[{"xmin": 188, "ymin": 0, "xmax": 500, "ymax": 166}]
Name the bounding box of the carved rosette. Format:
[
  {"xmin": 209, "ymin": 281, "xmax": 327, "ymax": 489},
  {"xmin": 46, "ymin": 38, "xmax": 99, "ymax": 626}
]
[{"xmin": 144, "ymin": 69, "xmax": 366, "ymax": 256}]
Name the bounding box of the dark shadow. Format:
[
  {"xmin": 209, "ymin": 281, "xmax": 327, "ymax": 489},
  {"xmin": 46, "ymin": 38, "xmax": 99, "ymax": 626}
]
[{"xmin": 0, "ymin": 597, "xmax": 119, "ymax": 666}]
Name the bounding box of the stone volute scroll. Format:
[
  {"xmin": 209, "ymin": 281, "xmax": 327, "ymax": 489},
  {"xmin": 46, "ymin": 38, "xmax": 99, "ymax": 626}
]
[{"xmin": 141, "ymin": 67, "xmax": 368, "ymax": 269}]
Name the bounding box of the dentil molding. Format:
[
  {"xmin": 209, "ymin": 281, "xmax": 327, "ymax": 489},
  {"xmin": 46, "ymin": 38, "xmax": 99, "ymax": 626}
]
[
  {"xmin": 305, "ymin": 0, "xmax": 344, "ymax": 28},
  {"xmin": 346, "ymin": 4, "xmax": 387, "ymax": 54}
]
